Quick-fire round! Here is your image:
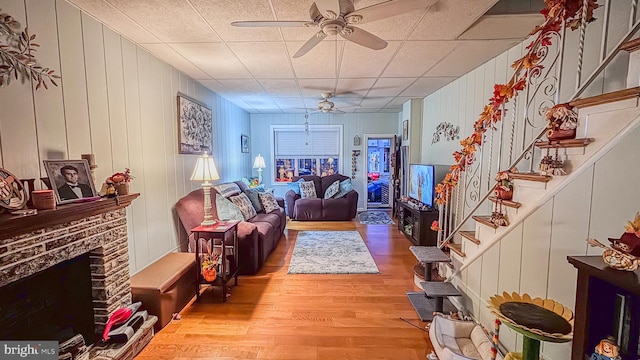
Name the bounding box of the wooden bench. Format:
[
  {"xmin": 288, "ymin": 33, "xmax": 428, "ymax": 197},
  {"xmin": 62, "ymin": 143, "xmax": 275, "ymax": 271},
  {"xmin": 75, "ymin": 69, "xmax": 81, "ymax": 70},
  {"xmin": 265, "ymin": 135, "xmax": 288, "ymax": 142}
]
[{"xmin": 130, "ymin": 252, "xmax": 196, "ymax": 331}]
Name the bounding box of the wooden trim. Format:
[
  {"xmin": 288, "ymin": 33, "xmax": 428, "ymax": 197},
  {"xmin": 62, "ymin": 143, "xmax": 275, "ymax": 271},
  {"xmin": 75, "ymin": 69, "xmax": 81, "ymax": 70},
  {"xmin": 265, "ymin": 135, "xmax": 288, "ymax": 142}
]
[
  {"xmin": 0, "ymin": 194, "xmax": 140, "ymax": 241},
  {"xmin": 535, "ymin": 138, "xmax": 594, "ymax": 149},
  {"xmin": 621, "ymin": 38, "xmax": 640, "ymax": 52},
  {"xmin": 488, "ymin": 196, "xmax": 522, "ymax": 208},
  {"xmin": 510, "ymin": 173, "xmax": 552, "ymax": 183},
  {"xmin": 472, "ymin": 215, "xmax": 499, "ymax": 229},
  {"xmin": 460, "ymin": 231, "xmax": 480, "ymax": 245},
  {"xmin": 569, "ymin": 87, "xmax": 640, "ymax": 108},
  {"xmin": 446, "ymin": 242, "xmax": 466, "ymax": 258}
]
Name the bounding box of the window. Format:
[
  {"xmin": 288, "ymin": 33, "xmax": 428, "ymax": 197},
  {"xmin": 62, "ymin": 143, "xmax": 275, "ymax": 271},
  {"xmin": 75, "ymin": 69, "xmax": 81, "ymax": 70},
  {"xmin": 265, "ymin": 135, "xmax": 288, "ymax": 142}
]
[{"xmin": 271, "ymin": 125, "xmax": 342, "ymax": 182}]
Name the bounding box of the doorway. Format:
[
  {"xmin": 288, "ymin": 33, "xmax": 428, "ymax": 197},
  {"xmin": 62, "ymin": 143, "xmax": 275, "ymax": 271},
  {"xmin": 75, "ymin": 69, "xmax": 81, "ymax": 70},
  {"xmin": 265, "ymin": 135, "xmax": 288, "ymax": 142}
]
[{"xmin": 364, "ymin": 135, "xmax": 394, "ymax": 209}]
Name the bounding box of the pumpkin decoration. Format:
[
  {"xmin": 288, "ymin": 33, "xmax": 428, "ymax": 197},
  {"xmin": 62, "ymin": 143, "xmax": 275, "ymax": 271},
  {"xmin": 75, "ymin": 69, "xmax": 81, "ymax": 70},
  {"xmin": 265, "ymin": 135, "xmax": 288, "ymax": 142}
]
[{"xmin": 201, "ymin": 252, "xmax": 220, "ymax": 282}]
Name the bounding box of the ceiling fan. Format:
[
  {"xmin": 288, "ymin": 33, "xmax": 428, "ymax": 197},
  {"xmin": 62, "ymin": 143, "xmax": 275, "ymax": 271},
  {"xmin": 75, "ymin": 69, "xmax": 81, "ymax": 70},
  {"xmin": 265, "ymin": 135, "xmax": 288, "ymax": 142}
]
[{"xmin": 231, "ymin": 0, "xmax": 437, "ymax": 58}]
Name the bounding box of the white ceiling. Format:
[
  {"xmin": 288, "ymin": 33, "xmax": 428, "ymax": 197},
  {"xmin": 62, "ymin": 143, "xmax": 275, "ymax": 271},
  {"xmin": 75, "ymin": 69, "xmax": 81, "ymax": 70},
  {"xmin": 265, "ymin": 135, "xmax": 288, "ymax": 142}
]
[{"xmin": 67, "ymin": 0, "xmax": 544, "ymax": 113}]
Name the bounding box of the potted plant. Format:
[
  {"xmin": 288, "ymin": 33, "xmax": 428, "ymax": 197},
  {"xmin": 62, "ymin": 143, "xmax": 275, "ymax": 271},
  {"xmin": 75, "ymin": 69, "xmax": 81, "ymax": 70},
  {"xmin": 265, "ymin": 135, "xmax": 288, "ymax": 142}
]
[
  {"xmin": 107, "ymin": 168, "xmax": 133, "ymax": 195},
  {"xmin": 544, "ymin": 103, "xmax": 578, "ymax": 141},
  {"xmin": 494, "ymin": 170, "xmax": 513, "ymax": 200}
]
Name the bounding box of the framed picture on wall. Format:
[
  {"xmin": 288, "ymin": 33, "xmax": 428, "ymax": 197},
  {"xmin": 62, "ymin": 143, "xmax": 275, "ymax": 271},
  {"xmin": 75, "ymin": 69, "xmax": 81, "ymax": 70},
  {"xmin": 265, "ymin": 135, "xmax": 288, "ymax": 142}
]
[
  {"xmin": 241, "ymin": 134, "xmax": 249, "ymax": 153},
  {"xmin": 43, "ymin": 160, "xmax": 98, "ymax": 205},
  {"xmin": 402, "ymin": 120, "xmax": 409, "ymax": 141},
  {"xmin": 177, "ymin": 93, "xmax": 212, "ymax": 155}
]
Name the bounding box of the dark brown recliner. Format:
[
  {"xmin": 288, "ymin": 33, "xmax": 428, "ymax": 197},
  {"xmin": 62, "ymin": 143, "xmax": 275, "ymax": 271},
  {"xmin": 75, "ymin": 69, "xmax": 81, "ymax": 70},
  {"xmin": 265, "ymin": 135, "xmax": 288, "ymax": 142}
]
[
  {"xmin": 175, "ymin": 180, "xmax": 285, "ymax": 274},
  {"xmin": 285, "ymin": 174, "xmax": 358, "ymax": 221}
]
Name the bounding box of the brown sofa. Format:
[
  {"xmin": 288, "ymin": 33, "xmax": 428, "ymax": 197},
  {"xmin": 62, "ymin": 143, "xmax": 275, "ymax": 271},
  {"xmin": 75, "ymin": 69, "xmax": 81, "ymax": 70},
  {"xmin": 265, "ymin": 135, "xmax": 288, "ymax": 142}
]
[
  {"xmin": 175, "ymin": 180, "xmax": 285, "ymax": 274},
  {"xmin": 285, "ymin": 174, "xmax": 358, "ymax": 221}
]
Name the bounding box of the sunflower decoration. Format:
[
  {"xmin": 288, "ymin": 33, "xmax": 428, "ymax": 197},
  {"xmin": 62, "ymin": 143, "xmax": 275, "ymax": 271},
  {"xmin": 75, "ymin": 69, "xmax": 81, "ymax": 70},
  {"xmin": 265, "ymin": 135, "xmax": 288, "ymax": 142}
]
[{"xmin": 488, "ymin": 292, "xmax": 574, "ymax": 343}]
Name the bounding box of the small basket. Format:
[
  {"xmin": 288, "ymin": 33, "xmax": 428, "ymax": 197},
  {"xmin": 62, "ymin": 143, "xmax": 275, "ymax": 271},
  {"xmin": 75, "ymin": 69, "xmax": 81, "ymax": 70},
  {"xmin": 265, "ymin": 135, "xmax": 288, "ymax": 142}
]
[{"xmin": 31, "ymin": 190, "xmax": 56, "ymax": 210}]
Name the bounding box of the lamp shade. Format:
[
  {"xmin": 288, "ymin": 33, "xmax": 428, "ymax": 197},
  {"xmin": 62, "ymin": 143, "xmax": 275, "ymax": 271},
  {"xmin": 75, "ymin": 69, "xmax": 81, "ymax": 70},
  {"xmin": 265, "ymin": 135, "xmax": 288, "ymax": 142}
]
[
  {"xmin": 253, "ymin": 154, "xmax": 266, "ymax": 169},
  {"xmin": 191, "ymin": 152, "xmax": 220, "ymax": 182}
]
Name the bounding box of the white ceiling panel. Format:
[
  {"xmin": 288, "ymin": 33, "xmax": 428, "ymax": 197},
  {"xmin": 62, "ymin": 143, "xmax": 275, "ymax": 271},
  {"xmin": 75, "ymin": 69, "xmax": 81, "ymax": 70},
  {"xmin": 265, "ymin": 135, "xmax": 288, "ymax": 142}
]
[
  {"xmin": 288, "ymin": 41, "xmax": 339, "ymax": 78},
  {"xmin": 383, "ymin": 41, "xmax": 458, "ymax": 77},
  {"xmin": 409, "ymin": 0, "xmax": 497, "ymax": 40},
  {"xmin": 298, "ymin": 79, "xmax": 339, "ymax": 97},
  {"xmin": 368, "ymin": 78, "xmax": 416, "ymax": 97},
  {"xmin": 140, "ymin": 43, "xmax": 210, "ymax": 80},
  {"xmin": 199, "ymin": 79, "xmax": 233, "ymax": 96},
  {"xmin": 359, "ymin": 97, "xmax": 394, "ymax": 109},
  {"xmin": 228, "ymin": 42, "xmax": 294, "ymax": 78},
  {"xmin": 259, "ymin": 79, "xmax": 301, "ymax": 97},
  {"xmin": 217, "ymin": 79, "xmax": 267, "ymax": 96},
  {"xmin": 272, "ymin": 97, "xmax": 306, "ymax": 110},
  {"xmin": 273, "ymin": 0, "xmax": 323, "ymax": 41},
  {"xmin": 426, "ymin": 40, "xmax": 519, "ymax": 76},
  {"xmin": 339, "ymin": 41, "xmax": 401, "ymax": 78},
  {"xmin": 224, "ymin": 96, "xmax": 257, "ymax": 112},
  {"xmin": 169, "ymin": 43, "xmax": 252, "ymax": 79},
  {"xmin": 67, "ymin": 0, "xmax": 160, "ymax": 44},
  {"xmin": 401, "ymin": 76, "xmax": 457, "ymax": 97},
  {"xmin": 190, "ymin": 0, "xmax": 281, "ymax": 42},
  {"xmin": 105, "ymin": 0, "xmax": 220, "ymax": 43},
  {"xmin": 458, "ymin": 14, "xmax": 544, "ymax": 40},
  {"xmin": 384, "ymin": 96, "xmax": 414, "ymax": 107},
  {"xmin": 356, "ymin": 7, "xmax": 427, "ymax": 41},
  {"xmin": 243, "ymin": 96, "xmax": 279, "ymax": 110},
  {"xmin": 335, "ymin": 78, "xmax": 377, "ymax": 97}
]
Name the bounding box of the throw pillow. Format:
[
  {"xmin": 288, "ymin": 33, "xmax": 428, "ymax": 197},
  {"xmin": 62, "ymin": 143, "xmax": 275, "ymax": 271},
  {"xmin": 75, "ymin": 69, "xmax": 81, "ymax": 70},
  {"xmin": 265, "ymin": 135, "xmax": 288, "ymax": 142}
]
[
  {"xmin": 286, "ymin": 178, "xmax": 305, "ymax": 195},
  {"xmin": 215, "ymin": 194, "xmax": 244, "ymax": 221},
  {"xmin": 230, "ymin": 193, "xmax": 257, "ymax": 220},
  {"xmin": 243, "ymin": 188, "xmax": 263, "ymax": 213},
  {"xmin": 213, "ymin": 183, "xmax": 241, "ymax": 198},
  {"xmin": 299, "ymin": 180, "xmax": 317, "ymax": 199},
  {"xmin": 324, "ymin": 180, "xmax": 340, "ymax": 199},
  {"xmin": 334, "ymin": 178, "xmax": 354, "ymax": 198},
  {"xmin": 258, "ymin": 192, "xmax": 280, "ymax": 213}
]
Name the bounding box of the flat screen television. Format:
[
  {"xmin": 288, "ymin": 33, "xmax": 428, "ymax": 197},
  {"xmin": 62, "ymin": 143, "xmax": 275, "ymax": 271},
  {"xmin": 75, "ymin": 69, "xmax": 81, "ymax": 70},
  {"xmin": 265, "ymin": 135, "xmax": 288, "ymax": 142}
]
[{"xmin": 408, "ymin": 164, "xmax": 449, "ymax": 208}]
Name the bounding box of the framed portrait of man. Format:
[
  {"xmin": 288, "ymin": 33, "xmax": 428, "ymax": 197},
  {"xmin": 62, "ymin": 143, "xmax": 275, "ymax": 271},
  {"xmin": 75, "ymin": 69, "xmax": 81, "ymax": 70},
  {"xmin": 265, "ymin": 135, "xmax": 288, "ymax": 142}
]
[{"xmin": 43, "ymin": 160, "xmax": 98, "ymax": 205}]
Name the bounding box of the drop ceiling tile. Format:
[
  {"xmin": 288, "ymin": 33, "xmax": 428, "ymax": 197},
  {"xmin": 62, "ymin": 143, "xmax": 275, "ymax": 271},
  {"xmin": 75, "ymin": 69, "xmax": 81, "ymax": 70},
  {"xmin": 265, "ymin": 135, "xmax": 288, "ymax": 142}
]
[
  {"xmin": 401, "ymin": 76, "xmax": 457, "ymax": 97},
  {"xmin": 426, "ymin": 40, "xmax": 519, "ymax": 77},
  {"xmin": 335, "ymin": 78, "xmax": 376, "ymax": 97},
  {"xmin": 67, "ymin": 0, "xmax": 160, "ymax": 43},
  {"xmin": 272, "ymin": 97, "xmax": 306, "ymax": 110},
  {"xmin": 359, "ymin": 97, "xmax": 394, "ymax": 109},
  {"xmin": 105, "ymin": 0, "xmax": 220, "ymax": 42},
  {"xmin": 242, "ymin": 96, "xmax": 279, "ymax": 110},
  {"xmin": 217, "ymin": 79, "xmax": 266, "ymax": 96},
  {"xmin": 169, "ymin": 43, "xmax": 252, "ymax": 79},
  {"xmin": 223, "ymin": 96, "xmax": 256, "ymax": 111},
  {"xmin": 190, "ymin": 0, "xmax": 281, "ymax": 42},
  {"xmin": 228, "ymin": 42, "xmax": 294, "ymax": 78},
  {"xmin": 273, "ymin": 0, "xmax": 322, "ymax": 41},
  {"xmin": 383, "ymin": 41, "xmax": 457, "ymax": 77},
  {"xmin": 288, "ymin": 41, "xmax": 338, "ymax": 78},
  {"xmin": 199, "ymin": 79, "xmax": 232, "ymax": 96},
  {"xmin": 367, "ymin": 78, "xmax": 416, "ymax": 97},
  {"xmin": 339, "ymin": 41, "xmax": 401, "ymax": 78},
  {"xmin": 409, "ymin": 0, "xmax": 496, "ymax": 40},
  {"xmin": 355, "ymin": 7, "xmax": 426, "ymax": 41},
  {"xmin": 259, "ymin": 79, "xmax": 301, "ymax": 97},
  {"xmin": 140, "ymin": 43, "xmax": 210, "ymax": 80},
  {"xmin": 298, "ymin": 79, "xmax": 338, "ymax": 97},
  {"xmin": 384, "ymin": 96, "xmax": 414, "ymax": 107},
  {"xmin": 458, "ymin": 14, "xmax": 544, "ymax": 40}
]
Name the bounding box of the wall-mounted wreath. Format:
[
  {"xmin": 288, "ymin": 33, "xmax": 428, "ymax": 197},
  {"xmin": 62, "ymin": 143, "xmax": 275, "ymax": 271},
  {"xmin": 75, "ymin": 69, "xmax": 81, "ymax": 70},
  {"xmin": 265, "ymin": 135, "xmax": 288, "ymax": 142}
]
[{"xmin": 0, "ymin": 8, "xmax": 60, "ymax": 89}]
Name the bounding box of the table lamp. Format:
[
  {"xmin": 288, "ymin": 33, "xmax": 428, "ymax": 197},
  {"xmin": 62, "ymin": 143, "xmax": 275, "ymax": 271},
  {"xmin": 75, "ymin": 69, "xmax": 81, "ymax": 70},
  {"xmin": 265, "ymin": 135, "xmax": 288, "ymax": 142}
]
[
  {"xmin": 191, "ymin": 152, "xmax": 220, "ymax": 226},
  {"xmin": 253, "ymin": 154, "xmax": 266, "ymax": 184}
]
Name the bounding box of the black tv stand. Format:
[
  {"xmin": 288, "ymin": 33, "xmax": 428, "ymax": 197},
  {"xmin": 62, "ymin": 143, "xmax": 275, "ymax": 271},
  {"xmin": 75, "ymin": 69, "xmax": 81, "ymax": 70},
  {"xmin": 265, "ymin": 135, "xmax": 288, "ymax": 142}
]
[{"xmin": 396, "ymin": 199, "xmax": 439, "ymax": 246}]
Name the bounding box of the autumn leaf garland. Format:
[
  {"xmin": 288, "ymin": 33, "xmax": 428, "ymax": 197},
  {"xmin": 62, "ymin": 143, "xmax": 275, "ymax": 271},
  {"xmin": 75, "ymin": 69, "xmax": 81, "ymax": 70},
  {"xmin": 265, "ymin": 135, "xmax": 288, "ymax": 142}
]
[{"xmin": 434, "ymin": 0, "xmax": 599, "ymax": 206}]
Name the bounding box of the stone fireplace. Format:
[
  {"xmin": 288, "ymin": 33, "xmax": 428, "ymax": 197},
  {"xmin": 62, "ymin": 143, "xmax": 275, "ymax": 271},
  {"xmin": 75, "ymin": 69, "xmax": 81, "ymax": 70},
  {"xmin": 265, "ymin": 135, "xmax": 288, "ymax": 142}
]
[{"xmin": 0, "ymin": 195, "xmax": 154, "ymax": 359}]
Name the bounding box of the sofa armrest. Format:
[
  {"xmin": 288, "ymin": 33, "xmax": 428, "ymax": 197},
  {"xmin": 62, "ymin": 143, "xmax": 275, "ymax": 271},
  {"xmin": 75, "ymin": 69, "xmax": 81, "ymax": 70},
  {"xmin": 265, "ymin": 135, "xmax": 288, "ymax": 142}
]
[
  {"xmin": 285, "ymin": 190, "xmax": 300, "ymax": 218},
  {"xmin": 276, "ymin": 196, "xmax": 284, "ymax": 209}
]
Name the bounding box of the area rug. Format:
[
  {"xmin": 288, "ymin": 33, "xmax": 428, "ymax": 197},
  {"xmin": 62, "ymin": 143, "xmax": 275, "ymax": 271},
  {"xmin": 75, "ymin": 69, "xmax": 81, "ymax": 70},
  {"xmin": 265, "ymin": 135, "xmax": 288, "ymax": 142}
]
[
  {"xmin": 358, "ymin": 211, "xmax": 395, "ymax": 225},
  {"xmin": 288, "ymin": 231, "xmax": 380, "ymax": 274}
]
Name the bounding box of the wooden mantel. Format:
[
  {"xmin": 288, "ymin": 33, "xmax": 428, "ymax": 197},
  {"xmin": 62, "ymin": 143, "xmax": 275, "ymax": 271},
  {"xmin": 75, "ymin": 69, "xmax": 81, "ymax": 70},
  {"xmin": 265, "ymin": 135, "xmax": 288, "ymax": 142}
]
[{"xmin": 0, "ymin": 193, "xmax": 139, "ymax": 241}]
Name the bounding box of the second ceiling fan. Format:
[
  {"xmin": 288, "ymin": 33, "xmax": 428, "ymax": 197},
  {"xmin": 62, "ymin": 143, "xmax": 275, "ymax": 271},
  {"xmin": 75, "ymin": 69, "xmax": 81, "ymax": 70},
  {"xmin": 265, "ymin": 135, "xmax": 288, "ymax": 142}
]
[{"xmin": 231, "ymin": 0, "xmax": 437, "ymax": 58}]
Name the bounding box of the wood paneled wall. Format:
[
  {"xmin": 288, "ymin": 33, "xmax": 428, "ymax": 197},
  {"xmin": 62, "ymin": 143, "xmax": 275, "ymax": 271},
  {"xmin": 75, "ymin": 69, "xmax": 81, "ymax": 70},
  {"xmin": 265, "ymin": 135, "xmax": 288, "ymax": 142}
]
[{"xmin": 0, "ymin": 0, "xmax": 251, "ymax": 274}]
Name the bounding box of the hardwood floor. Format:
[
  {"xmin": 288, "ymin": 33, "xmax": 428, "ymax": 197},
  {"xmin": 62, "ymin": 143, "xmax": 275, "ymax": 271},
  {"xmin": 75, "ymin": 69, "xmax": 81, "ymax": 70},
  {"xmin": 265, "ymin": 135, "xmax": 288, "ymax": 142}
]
[{"xmin": 137, "ymin": 218, "xmax": 434, "ymax": 359}]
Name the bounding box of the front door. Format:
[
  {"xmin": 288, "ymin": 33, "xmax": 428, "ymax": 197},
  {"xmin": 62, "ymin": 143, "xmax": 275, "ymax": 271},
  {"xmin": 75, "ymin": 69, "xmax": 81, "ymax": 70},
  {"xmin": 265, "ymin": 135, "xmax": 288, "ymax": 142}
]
[{"xmin": 365, "ymin": 135, "xmax": 393, "ymax": 209}]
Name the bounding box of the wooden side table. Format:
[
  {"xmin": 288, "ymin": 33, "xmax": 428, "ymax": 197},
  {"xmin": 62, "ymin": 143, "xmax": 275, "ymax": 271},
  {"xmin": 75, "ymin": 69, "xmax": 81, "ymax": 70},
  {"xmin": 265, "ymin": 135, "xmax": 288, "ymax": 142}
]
[{"xmin": 191, "ymin": 221, "xmax": 239, "ymax": 302}]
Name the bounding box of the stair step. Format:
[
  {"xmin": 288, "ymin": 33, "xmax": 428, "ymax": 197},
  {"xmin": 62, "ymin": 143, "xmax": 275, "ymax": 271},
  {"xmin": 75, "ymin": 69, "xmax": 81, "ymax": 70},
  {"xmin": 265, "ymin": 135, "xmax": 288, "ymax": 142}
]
[
  {"xmin": 570, "ymin": 86, "xmax": 640, "ymax": 108},
  {"xmin": 472, "ymin": 215, "xmax": 499, "ymax": 229},
  {"xmin": 445, "ymin": 242, "xmax": 466, "ymax": 258},
  {"xmin": 488, "ymin": 196, "xmax": 522, "ymax": 208},
  {"xmin": 510, "ymin": 173, "xmax": 552, "ymax": 183},
  {"xmin": 535, "ymin": 138, "xmax": 595, "ymax": 148},
  {"xmin": 621, "ymin": 38, "xmax": 640, "ymax": 52},
  {"xmin": 460, "ymin": 231, "xmax": 480, "ymax": 245}
]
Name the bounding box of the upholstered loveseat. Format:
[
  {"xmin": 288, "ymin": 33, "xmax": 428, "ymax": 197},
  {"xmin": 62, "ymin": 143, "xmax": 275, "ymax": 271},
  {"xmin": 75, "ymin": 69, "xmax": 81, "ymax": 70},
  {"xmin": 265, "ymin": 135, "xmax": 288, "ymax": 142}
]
[
  {"xmin": 175, "ymin": 180, "xmax": 285, "ymax": 274},
  {"xmin": 285, "ymin": 174, "xmax": 358, "ymax": 221}
]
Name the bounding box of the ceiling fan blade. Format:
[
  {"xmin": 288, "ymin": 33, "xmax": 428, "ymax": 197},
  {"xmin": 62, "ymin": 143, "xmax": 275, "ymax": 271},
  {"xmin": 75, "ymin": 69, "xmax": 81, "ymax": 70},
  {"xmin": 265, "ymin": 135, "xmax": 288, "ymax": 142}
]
[
  {"xmin": 231, "ymin": 20, "xmax": 314, "ymax": 28},
  {"xmin": 346, "ymin": 0, "xmax": 438, "ymax": 25},
  {"xmin": 293, "ymin": 31, "xmax": 328, "ymax": 58},
  {"xmin": 340, "ymin": 27, "xmax": 387, "ymax": 50},
  {"xmin": 314, "ymin": 0, "xmax": 341, "ymax": 18}
]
